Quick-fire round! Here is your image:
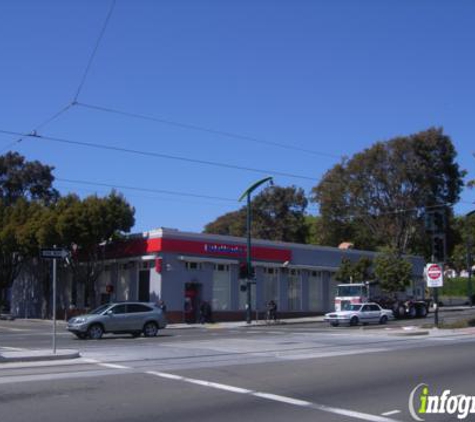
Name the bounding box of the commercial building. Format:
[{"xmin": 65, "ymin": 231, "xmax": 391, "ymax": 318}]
[{"xmin": 11, "ymin": 227, "xmax": 425, "ymax": 322}]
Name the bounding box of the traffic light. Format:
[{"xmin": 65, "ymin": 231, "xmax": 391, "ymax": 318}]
[
  {"xmin": 432, "ymin": 235, "xmax": 446, "ymax": 263},
  {"xmin": 239, "ymin": 262, "xmax": 248, "ymax": 279},
  {"xmin": 433, "ymin": 210, "xmax": 446, "ymax": 234},
  {"xmin": 239, "ymin": 262, "xmax": 255, "ymax": 279}
]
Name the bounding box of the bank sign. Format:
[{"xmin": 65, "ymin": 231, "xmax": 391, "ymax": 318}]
[{"xmin": 204, "ymin": 243, "xmax": 246, "ymax": 255}]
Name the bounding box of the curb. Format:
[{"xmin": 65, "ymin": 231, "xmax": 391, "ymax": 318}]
[
  {"xmin": 0, "ymin": 349, "xmax": 80, "ymax": 364},
  {"xmin": 390, "ymin": 330, "xmax": 430, "ymax": 337}
]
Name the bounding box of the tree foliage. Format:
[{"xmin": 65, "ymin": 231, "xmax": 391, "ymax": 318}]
[
  {"xmin": 311, "ymin": 128, "xmax": 464, "ymax": 255},
  {"xmin": 335, "ymin": 257, "xmax": 373, "ymax": 282},
  {"xmin": 373, "ymin": 249, "xmax": 413, "ymax": 293},
  {"xmin": 204, "ymin": 185, "xmax": 309, "ymax": 243},
  {"xmin": 0, "ymin": 152, "xmax": 58, "ymax": 205}
]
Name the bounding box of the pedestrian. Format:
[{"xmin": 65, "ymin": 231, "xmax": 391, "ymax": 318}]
[
  {"xmin": 267, "ymin": 300, "xmax": 277, "ymax": 323},
  {"xmin": 157, "ymin": 300, "xmax": 167, "ymax": 313}
]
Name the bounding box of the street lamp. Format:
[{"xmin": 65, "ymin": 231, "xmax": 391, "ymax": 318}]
[
  {"xmin": 466, "ymin": 210, "xmax": 475, "ymax": 306},
  {"xmin": 239, "ymin": 176, "xmax": 273, "ymax": 324}
]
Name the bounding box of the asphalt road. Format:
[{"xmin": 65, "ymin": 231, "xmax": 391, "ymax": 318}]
[{"xmin": 1, "ymin": 315, "xmax": 475, "ymax": 422}]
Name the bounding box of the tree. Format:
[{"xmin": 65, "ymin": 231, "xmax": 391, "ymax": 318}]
[
  {"xmin": 335, "ymin": 257, "xmax": 373, "ymax": 282},
  {"xmin": 0, "ymin": 152, "xmax": 58, "ymax": 205},
  {"xmin": 373, "ymin": 249, "xmax": 413, "ymax": 293},
  {"xmin": 204, "ymin": 185, "xmax": 309, "ymax": 243},
  {"xmin": 311, "ymin": 128, "xmax": 464, "ymax": 255},
  {"xmin": 0, "ymin": 152, "xmax": 58, "ymax": 309},
  {"xmin": 50, "ymin": 191, "xmax": 135, "ymax": 309}
]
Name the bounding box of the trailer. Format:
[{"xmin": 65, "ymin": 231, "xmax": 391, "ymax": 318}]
[{"xmin": 334, "ymin": 282, "xmax": 430, "ymax": 318}]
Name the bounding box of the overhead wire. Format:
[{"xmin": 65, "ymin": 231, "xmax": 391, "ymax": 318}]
[
  {"xmin": 73, "ymin": 0, "xmax": 117, "ymax": 102},
  {"xmin": 56, "ymin": 177, "xmax": 238, "ymax": 203},
  {"xmin": 0, "ymin": 103, "xmax": 73, "ymax": 154},
  {"xmin": 0, "ymin": 129, "xmax": 318, "ymax": 181},
  {"xmin": 75, "ymin": 101, "xmax": 343, "ymax": 159}
]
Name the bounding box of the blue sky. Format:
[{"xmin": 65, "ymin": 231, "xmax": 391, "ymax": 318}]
[{"xmin": 0, "ymin": 0, "xmax": 474, "ymax": 234}]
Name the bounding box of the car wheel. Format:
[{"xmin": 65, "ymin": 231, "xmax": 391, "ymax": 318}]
[
  {"xmin": 349, "ymin": 316, "xmax": 359, "ymax": 327},
  {"xmin": 143, "ymin": 322, "xmax": 158, "ymax": 337},
  {"xmin": 408, "ymin": 306, "xmax": 417, "ymax": 318},
  {"xmin": 87, "ymin": 324, "xmax": 104, "ymax": 340},
  {"xmin": 379, "ymin": 315, "xmax": 388, "ymax": 325}
]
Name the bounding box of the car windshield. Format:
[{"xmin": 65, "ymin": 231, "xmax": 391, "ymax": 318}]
[
  {"xmin": 89, "ymin": 304, "xmax": 112, "ymax": 315},
  {"xmin": 346, "ymin": 305, "xmax": 362, "ymax": 311},
  {"xmin": 337, "ymin": 286, "xmax": 364, "ymax": 296}
]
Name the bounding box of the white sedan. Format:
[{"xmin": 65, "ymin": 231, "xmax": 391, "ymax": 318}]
[{"xmin": 324, "ymin": 303, "xmax": 394, "ymax": 327}]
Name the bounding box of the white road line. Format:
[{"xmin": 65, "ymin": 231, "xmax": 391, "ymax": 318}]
[
  {"xmin": 253, "ymin": 392, "xmax": 311, "ymax": 406},
  {"xmin": 1, "ymin": 346, "xmax": 25, "ymax": 351},
  {"xmin": 145, "ymin": 371, "xmax": 401, "ymax": 422},
  {"xmin": 381, "ymin": 410, "xmax": 401, "ymax": 416},
  {"xmin": 97, "ymin": 363, "xmax": 131, "ymax": 369}
]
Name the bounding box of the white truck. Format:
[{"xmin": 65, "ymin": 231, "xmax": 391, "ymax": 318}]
[{"xmin": 334, "ymin": 281, "xmax": 430, "ymax": 318}]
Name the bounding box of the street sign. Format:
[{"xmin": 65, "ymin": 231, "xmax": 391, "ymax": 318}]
[
  {"xmin": 40, "ymin": 248, "xmax": 69, "ymax": 259},
  {"xmin": 425, "ymin": 263, "xmax": 444, "ymax": 288}
]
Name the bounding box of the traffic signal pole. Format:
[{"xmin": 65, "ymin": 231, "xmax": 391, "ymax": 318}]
[{"xmin": 246, "ymin": 192, "xmax": 252, "ymax": 324}]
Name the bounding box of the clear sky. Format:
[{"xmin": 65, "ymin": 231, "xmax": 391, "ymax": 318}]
[{"xmin": 1, "ymin": 0, "xmax": 474, "ymax": 234}]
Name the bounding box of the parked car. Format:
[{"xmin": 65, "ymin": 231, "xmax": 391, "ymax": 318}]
[
  {"xmin": 67, "ymin": 302, "xmax": 167, "ymax": 339},
  {"xmin": 324, "ymin": 303, "xmax": 394, "ymax": 327}
]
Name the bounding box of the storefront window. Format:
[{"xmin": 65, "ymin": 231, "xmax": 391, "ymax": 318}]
[
  {"xmin": 263, "ymin": 267, "xmax": 279, "ymax": 307},
  {"xmin": 288, "ymin": 269, "xmax": 301, "ymax": 311},
  {"xmin": 212, "ymin": 264, "xmax": 230, "ymax": 311},
  {"xmin": 308, "ymin": 271, "xmax": 322, "ymax": 311}
]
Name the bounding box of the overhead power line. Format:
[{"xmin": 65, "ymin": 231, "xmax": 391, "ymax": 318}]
[
  {"xmin": 73, "ymin": 0, "xmax": 117, "ymax": 102},
  {"xmin": 0, "ymin": 103, "xmax": 73, "ymax": 154},
  {"xmin": 75, "ymin": 101, "xmax": 342, "ymax": 159},
  {"xmin": 0, "ymin": 129, "xmax": 318, "ymax": 181},
  {"xmin": 56, "ymin": 177, "xmax": 238, "ymax": 203}
]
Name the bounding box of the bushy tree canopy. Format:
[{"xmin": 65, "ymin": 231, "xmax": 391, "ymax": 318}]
[
  {"xmin": 204, "ymin": 185, "xmax": 308, "ymax": 243},
  {"xmin": 311, "ymin": 128, "xmax": 464, "ymax": 255}
]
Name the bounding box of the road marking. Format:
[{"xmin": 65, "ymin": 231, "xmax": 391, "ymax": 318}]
[
  {"xmin": 254, "ymin": 392, "xmax": 311, "ymax": 406},
  {"xmin": 145, "ymin": 371, "xmax": 401, "ymax": 422},
  {"xmin": 381, "ymin": 410, "xmax": 401, "ymax": 416},
  {"xmin": 1, "ymin": 346, "xmax": 25, "ymax": 351},
  {"xmin": 97, "ymin": 363, "xmax": 131, "ymax": 369}
]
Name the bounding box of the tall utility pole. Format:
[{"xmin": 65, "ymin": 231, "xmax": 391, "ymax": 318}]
[
  {"xmin": 466, "ymin": 210, "xmax": 475, "ymax": 306},
  {"xmin": 239, "ymin": 176, "xmax": 273, "ymax": 324}
]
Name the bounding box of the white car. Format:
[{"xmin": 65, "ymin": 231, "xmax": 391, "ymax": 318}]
[{"xmin": 324, "ymin": 303, "xmax": 394, "ymax": 327}]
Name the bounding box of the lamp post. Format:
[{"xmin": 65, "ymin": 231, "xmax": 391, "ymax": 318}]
[
  {"xmin": 467, "ymin": 210, "xmax": 475, "ymax": 306},
  {"xmin": 239, "ymin": 176, "xmax": 273, "ymax": 324}
]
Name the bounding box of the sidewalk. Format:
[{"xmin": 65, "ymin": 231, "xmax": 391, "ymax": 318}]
[{"xmin": 0, "ymin": 349, "xmax": 80, "ymax": 363}]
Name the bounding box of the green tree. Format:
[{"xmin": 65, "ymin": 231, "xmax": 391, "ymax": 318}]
[
  {"xmin": 0, "ymin": 152, "xmax": 58, "ymax": 308},
  {"xmin": 311, "ymin": 128, "xmax": 464, "ymax": 255},
  {"xmin": 204, "ymin": 185, "xmax": 309, "ymax": 243},
  {"xmin": 51, "ymin": 192, "xmax": 135, "ymax": 309},
  {"xmin": 373, "ymin": 249, "xmax": 413, "ymax": 293},
  {"xmin": 335, "ymin": 257, "xmax": 373, "ymax": 282},
  {"xmin": 0, "ymin": 152, "xmax": 58, "ymax": 205}
]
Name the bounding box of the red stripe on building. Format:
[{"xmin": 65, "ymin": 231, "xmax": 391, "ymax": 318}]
[{"xmin": 107, "ymin": 237, "xmax": 291, "ymax": 262}]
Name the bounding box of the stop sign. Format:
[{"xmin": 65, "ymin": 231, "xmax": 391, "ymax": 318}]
[{"xmin": 426, "ymin": 263, "xmax": 443, "ymax": 287}]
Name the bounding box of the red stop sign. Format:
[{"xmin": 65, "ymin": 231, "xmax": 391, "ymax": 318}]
[{"xmin": 427, "ymin": 264, "xmax": 442, "ymax": 280}]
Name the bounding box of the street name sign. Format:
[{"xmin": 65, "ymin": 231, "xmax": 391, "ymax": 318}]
[
  {"xmin": 425, "ymin": 263, "xmax": 444, "ymax": 288},
  {"xmin": 40, "ymin": 248, "xmax": 69, "ymax": 259}
]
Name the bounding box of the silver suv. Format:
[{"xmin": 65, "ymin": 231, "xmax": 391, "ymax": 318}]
[{"xmin": 67, "ymin": 302, "xmax": 167, "ymax": 339}]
